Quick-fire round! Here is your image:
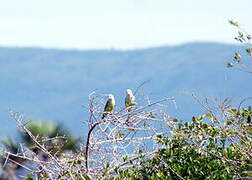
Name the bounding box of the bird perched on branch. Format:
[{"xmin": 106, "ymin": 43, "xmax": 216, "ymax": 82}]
[
  {"xmin": 125, "ymin": 89, "xmax": 137, "ymax": 110},
  {"xmin": 102, "ymin": 94, "xmax": 115, "ymax": 119}
]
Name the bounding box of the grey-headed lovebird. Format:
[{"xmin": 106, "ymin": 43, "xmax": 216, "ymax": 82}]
[
  {"xmin": 102, "ymin": 94, "xmax": 115, "ymax": 119},
  {"xmin": 125, "ymin": 89, "xmax": 136, "ymax": 109}
]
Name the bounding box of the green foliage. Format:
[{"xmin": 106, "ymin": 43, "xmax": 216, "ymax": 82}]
[
  {"xmin": 112, "ymin": 108, "xmax": 252, "ymax": 179},
  {"xmin": 20, "ymin": 120, "xmax": 79, "ymax": 154},
  {"xmin": 229, "ymin": 20, "xmax": 240, "ymax": 27},
  {"xmin": 0, "ymin": 137, "xmax": 26, "ymax": 169},
  {"xmin": 227, "ymin": 20, "xmax": 252, "ymax": 72},
  {"xmin": 0, "ymin": 120, "xmax": 79, "ymax": 179}
]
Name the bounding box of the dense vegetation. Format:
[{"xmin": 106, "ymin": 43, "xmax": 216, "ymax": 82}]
[{"xmin": 115, "ymin": 109, "xmax": 252, "ymax": 179}]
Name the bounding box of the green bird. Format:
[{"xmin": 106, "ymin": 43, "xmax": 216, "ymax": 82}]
[
  {"xmin": 125, "ymin": 89, "xmax": 137, "ymax": 109},
  {"xmin": 102, "ymin": 94, "xmax": 115, "ymax": 119}
]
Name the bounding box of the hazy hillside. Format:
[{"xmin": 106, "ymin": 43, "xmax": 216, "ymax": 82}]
[{"xmin": 1, "ymin": 42, "xmax": 251, "ymax": 137}]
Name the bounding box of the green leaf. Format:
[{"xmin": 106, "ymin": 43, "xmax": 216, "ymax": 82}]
[
  {"xmin": 226, "ymin": 62, "xmax": 234, "ymax": 68},
  {"xmin": 229, "ymin": 20, "xmax": 239, "ymax": 27},
  {"xmin": 245, "ymin": 47, "xmax": 252, "ymax": 56}
]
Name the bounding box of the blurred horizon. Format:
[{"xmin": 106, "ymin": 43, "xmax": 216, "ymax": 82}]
[
  {"xmin": 1, "ymin": 42, "xmax": 251, "ymax": 137},
  {"xmin": 0, "ymin": 41, "xmax": 241, "ymax": 51}
]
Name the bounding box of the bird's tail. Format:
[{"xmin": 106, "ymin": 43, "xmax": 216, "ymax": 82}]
[{"xmin": 126, "ymin": 106, "xmax": 133, "ymax": 113}]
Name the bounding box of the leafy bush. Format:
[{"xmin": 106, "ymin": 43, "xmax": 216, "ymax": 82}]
[{"xmin": 114, "ymin": 108, "xmax": 252, "ymax": 179}]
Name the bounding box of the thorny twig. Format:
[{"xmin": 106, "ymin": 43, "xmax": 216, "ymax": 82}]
[
  {"xmin": 2, "ymin": 92, "xmax": 175, "ymax": 179},
  {"xmin": 83, "ymin": 93, "xmax": 175, "ymax": 178}
]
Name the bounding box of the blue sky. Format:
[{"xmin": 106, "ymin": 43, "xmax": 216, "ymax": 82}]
[{"xmin": 0, "ymin": 0, "xmax": 251, "ymax": 49}]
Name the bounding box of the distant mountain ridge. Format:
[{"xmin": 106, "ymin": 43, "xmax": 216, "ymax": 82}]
[{"xmin": 1, "ymin": 42, "xmax": 251, "ymax": 137}]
